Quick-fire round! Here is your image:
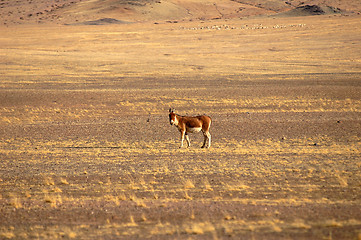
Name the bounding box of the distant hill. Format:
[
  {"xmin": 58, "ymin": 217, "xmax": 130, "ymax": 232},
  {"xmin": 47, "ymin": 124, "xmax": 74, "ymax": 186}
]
[
  {"xmin": 276, "ymin": 5, "xmax": 343, "ymax": 17},
  {"xmin": 1, "ymin": 0, "xmax": 360, "ymax": 25}
]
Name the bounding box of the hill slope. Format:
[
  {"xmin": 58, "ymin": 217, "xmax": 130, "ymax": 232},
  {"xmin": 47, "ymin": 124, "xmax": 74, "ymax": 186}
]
[{"xmin": 0, "ymin": 0, "xmax": 360, "ymax": 25}]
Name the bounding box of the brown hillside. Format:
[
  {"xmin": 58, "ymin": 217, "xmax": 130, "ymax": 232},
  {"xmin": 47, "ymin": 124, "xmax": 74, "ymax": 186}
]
[{"xmin": 1, "ymin": 0, "xmax": 360, "ymax": 25}]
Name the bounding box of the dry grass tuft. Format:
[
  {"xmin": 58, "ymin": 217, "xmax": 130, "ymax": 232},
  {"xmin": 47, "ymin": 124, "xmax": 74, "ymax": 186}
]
[
  {"xmin": 202, "ymin": 178, "xmax": 213, "ymax": 191},
  {"xmin": 183, "ymin": 179, "xmax": 195, "ymax": 189},
  {"xmin": 43, "ymin": 176, "xmax": 55, "ymax": 186},
  {"xmin": 60, "ymin": 178, "xmax": 69, "ymax": 185},
  {"xmin": 9, "ymin": 195, "xmax": 22, "ymax": 209},
  {"xmin": 290, "ymin": 219, "xmax": 311, "ymax": 229},
  {"xmin": 44, "ymin": 194, "xmax": 62, "ymax": 208},
  {"xmin": 183, "ymin": 191, "xmax": 193, "ymax": 200},
  {"xmin": 0, "ymin": 231, "xmax": 15, "ymax": 239},
  {"xmin": 183, "ymin": 222, "xmax": 215, "ymax": 235}
]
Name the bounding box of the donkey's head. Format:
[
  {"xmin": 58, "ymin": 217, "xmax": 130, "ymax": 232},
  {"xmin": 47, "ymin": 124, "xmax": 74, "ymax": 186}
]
[{"xmin": 169, "ymin": 108, "xmax": 178, "ymax": 125}]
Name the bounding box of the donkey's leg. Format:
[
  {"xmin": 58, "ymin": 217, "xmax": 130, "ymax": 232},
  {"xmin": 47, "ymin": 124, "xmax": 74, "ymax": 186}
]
[
  {"xmin": 185, "ymin": 133, "xmax": 191, "ymax": 147},
  {"xmin": 180, "ymin": 130, "xmax": 185, "ymax": 148},
  {"xmin": 201, "ymin": 131, "xmax": 211, "ymax": 148},
  {"xmin": 201, "ymin": 131, "xmax": 207, "ymax": 148},
  {"xmin": 206, "ymin": 132, "xmax": 211, "ymax": 148}
]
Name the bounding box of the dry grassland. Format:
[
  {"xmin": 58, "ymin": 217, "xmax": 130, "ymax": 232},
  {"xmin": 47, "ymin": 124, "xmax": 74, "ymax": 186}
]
[{"xmin": 0, "ymin": 15, "xmax": 361, "ymax": 239}]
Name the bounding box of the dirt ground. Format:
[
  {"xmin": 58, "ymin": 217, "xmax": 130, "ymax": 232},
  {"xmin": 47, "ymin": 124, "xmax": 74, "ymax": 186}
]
[{"xmin": 0, "ymin": 14, "xmax": 361, "ymax": 239}]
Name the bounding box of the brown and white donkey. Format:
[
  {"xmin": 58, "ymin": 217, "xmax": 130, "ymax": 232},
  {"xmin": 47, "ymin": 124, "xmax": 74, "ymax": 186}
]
[{"xmin": 169, "ymin": 108, "xmax": 212, "ymax": 148}]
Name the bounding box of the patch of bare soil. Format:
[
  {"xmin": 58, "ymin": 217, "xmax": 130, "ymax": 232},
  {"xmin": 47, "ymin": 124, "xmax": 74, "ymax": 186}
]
[{"xmin": 0, "ymin": 13, "xmax": 360, "ymax": 240}]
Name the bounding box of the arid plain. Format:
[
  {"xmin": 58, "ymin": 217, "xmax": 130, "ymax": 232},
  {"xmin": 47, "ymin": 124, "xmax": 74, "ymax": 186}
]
[{"xmin": 1, "ymin": 0, "xmax": 361, "ymax": 239}]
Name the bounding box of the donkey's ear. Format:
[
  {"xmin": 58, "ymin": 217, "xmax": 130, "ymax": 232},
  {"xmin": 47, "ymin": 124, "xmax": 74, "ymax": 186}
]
[{"xmin": 169, "ymin": 108, "xmax": 174, "ymax": 113}]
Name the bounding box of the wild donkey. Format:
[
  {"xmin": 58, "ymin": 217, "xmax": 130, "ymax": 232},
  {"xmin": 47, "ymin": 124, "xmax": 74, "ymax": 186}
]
[{"xmin": 169, "ymin": 108, "xmax": 212, "ymax": 148}]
